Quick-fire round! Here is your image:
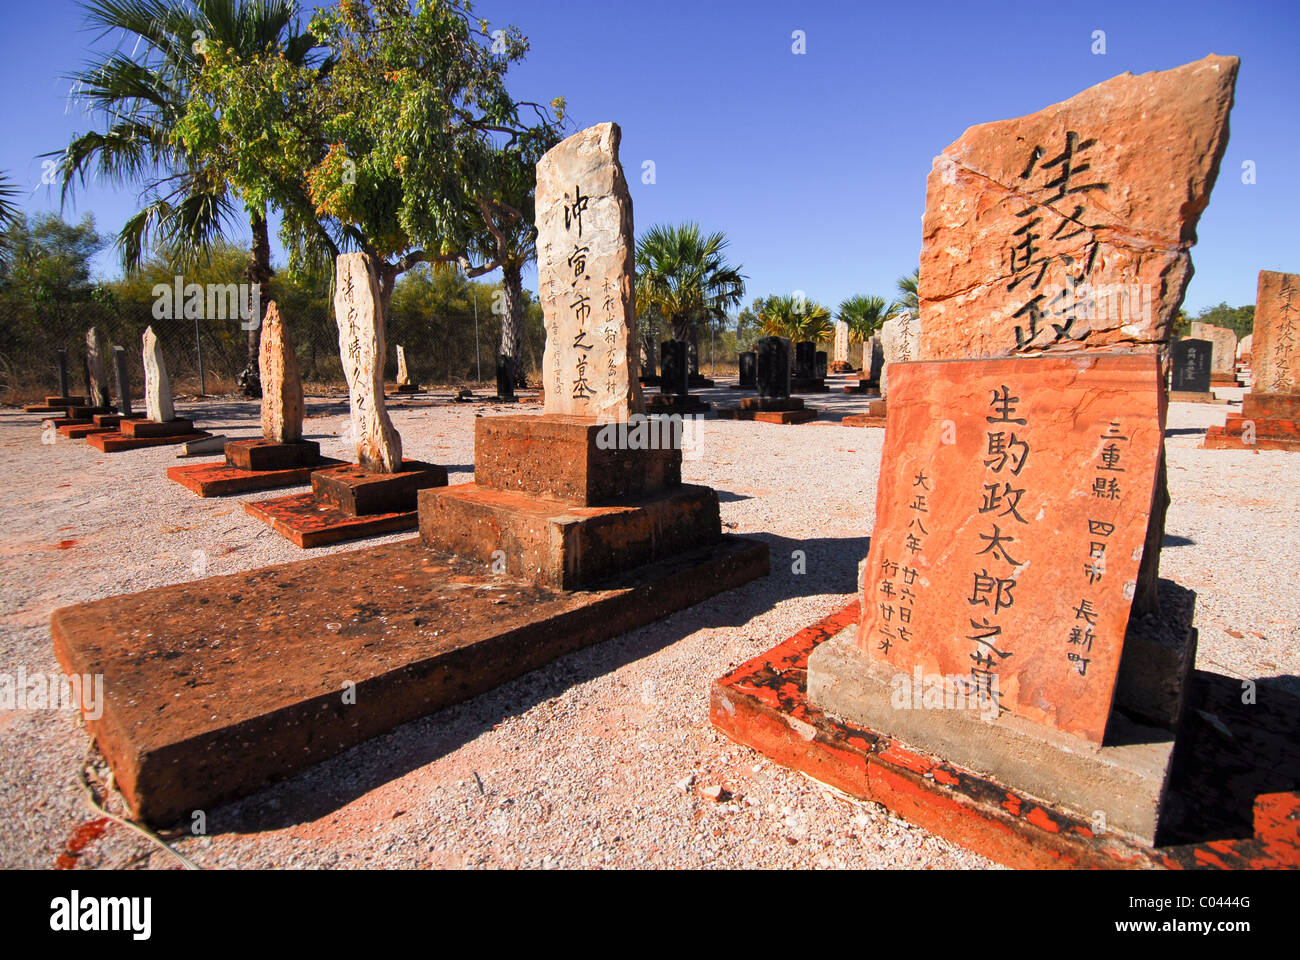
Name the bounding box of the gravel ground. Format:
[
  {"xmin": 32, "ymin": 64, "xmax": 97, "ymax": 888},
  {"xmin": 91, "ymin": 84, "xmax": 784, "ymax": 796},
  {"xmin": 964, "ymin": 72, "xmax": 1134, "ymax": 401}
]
[{"xmin": 1, "ymin": 382, "xmax": 1296, "ymax": 869}]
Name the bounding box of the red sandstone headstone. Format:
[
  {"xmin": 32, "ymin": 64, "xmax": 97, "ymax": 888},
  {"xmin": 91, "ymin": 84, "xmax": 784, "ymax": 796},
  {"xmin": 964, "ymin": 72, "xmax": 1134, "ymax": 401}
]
[
  {"xmin": 856, "ymin": 354, "xmax": 1164, "ymax": 743},
  {"xmin": 1253, "ymin": 270, "xmax": 1300, "ymax": 395},
  {"xmin": 918, "ymin": 55, "xmax": 1237, "ymax": 361}
]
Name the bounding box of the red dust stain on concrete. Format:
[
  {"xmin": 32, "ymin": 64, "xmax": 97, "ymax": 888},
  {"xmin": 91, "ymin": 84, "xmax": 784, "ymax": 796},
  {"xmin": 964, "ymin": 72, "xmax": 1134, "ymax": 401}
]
[
  {"xmin": 55, "ymin": 818, "xmax": 109, "ymax": 869},
  {"xmin": 55, "ymin": 539, "xmax": 78, "ymax": 550}
]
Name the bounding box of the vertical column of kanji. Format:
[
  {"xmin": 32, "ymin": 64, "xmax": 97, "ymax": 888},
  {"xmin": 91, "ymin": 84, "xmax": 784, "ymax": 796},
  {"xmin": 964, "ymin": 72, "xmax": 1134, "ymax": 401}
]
[
  {"xmin": 536, "ymin": 122, "xmax": 643, "ymax": 421},
  {"xmin": 334, "ymin": 252, "xmax": 402, "ymax": 472}
]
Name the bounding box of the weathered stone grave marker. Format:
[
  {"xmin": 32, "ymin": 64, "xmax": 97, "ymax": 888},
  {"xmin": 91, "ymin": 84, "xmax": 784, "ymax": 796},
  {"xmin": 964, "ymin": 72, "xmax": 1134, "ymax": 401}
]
[
  {"xmin": 244, "ymin": 259, "xmax": 446, "ymax": 545},
  {"xmin": 170, "ymin": 301, "xmax": 343, "ymax": 496},
  {"xmin": 86, "ymin": 327, "xmax": 209, "ymax": 451},
  {"xmin": 1205, "ymin": 269, "xmax": 1300, "ymax": 450},
  {"xmin": 718, "ymin": 55, "xmax": 1238, "ymax": 854}
]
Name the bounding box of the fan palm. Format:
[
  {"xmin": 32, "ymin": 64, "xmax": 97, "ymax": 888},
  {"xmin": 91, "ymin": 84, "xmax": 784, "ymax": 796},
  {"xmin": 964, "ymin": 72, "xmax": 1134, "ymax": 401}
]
[
  {"xmin": 896, "ymin": 268, "xmax": 919, "ymax": 318},
  {"xmin": 759, "ymin": 294, "xmax": 832, "ymax": 342},
  {"xmin": 0, "ymin": 171, "xmax": 20, "ymax": 265},
  {"xmin": 51, "ymin": 0, "xmax": 320, "ymax": 390},
  {"xmin": 636, "ymin": 223, "xmax": 746, "ymax": 364},
  {"xmin": 837, "ymin": 294, "xmax": 897, "ymax": 342}
]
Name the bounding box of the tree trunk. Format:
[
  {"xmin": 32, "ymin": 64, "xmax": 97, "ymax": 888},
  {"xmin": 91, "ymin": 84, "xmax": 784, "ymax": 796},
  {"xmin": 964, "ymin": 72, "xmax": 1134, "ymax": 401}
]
[
  {"xmin": 498, "ymin": 260, "xmax": 525, "ymax": 387},
  {"xmin": 239, "ymin": 208, "xmax": 275, "ymax": 398}
]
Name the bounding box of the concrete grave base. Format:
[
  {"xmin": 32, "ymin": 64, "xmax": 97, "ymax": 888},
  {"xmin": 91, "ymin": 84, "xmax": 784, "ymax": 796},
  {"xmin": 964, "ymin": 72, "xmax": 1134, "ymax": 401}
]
[
  {"xmin": 1168, "ymin": 390, "xmax": 1225, "ymax": 404},
  {"xmin": 419, "ymin": 482, "xmax": 720, "ymax": 590},
  {"xmin": 87, "ymin": 425, "xmax": 211, "ymax": 452},
  {"xmin": 646, "ymin": 394, "xmax": 711, "ymax": 415},
  {"xmin": 169, "ymin": 438, "xmax": 345, "ymax": 497},
  {"xmin": 244, "ymin": 459, "xmax": 448, "ymax": 547},
  {"xmin": 807, "ymin": 626, "xmax": 1176, "ymax": 844},
  {"xmin": 52, "ymin": 534, "xmax": 768, "ymax": 826},
  {"xmin": 716, "ymin": 395, "xmax": 820, "ymax": 424},
  {"xmin": 1203, "ymin": 394, "xmax": 1300, "ymax": 450},
  {"xmin": 710, "ymin": 600, "xmax": 1300, "ymax": 868}
]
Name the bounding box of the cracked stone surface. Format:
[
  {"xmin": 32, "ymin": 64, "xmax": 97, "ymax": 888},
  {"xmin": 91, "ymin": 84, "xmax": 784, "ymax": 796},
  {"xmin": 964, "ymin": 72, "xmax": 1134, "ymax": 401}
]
[{"xmin": 918, "ymin": 55, "xmax": 1237, "ymax": 361}]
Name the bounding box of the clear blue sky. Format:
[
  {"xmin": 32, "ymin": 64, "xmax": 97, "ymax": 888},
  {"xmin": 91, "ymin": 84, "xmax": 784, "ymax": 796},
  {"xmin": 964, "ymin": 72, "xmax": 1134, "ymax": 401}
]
[{"xmin": 2, "ymin": 0, "xmax": 1297, "ymax": 314}]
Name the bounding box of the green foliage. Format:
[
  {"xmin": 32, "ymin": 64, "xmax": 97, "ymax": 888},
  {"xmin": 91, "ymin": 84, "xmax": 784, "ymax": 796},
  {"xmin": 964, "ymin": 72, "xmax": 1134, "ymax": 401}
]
[
  {"xmin": 1193, "ymin": 302, "xmax": 1254, "ymax": 339},
  {"xmin": 180, "ymin": 0, "xmax": 562, "ymax": 281},
  {"xmin": 0, "ymin": 212, "xmax": 106, "ymax": 303},
  {"xmin": 896, "ymin": 268, "xmax": 919, "ymax": 318},
  {"xmin": 837, "ymin": 294, "xmax": 897, "ymax": 341},
  {"xmin": 759, "ymin": 294, "xmax": 832, "ymax": 342},
  {"xmin": 55, "ymin": 0, "xmax": 317, "ymax": 270},
  {"xmin": 0, "ymin": 172, "xmax": 19, "ymax": 265},
  {"xmin": 635, "ymin": 222, "xmax": 745, "ymax": 342}
]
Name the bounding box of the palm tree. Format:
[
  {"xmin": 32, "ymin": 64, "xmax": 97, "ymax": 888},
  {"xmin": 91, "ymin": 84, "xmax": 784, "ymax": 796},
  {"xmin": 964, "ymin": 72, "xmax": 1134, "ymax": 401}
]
[
  {"xmin": 51, "ymin": 0, "xmax": 319, "ymax": 394},
  {"xmin": 837, "ymin": 294, "xmax": 897, "ymax": 343},
  {"xmin": 636, "ymin": 223, "xmax": 745, "ymax": 372},
  {"xmin": 896, "ymin": 268, "xmax": 919, "ymax": 318},
  {"xmin": 759, "ymin": 294, "xmax": 832, "ymax": 342},
  {"xmin": 0, "ymin": 171, "xmax": 19, "ymax": 265}
]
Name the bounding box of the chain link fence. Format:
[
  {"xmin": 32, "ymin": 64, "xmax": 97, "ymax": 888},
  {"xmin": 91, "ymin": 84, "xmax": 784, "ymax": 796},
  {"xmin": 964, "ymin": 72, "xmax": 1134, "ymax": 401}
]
[{"xmin": 1, "ymin": 285, "xmax": 548, "ymax": 404}]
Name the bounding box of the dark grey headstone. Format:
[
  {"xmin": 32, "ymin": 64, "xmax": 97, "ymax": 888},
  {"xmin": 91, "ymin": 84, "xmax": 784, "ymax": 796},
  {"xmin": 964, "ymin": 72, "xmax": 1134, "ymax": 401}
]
[
  {"xmin": 57, "ymin": 349, "xmax": 70, "ymax": 398},
  {"xmin": 757, "ymin": 337, "xmax": 791, "ymax": 399},
  {"xmin": 660, "ymin": 340, "xmax": 689, "ymax": 396},
  {"xmin": 868, "ymin": 336, "xmax": 884, "ymax": 383},
  {"xmin": 794, "ymin": 341, "xmax": 816, "ymax": 380},
  {"xmin": 642, "ymin": 337, "xmax": 657, "ymax": 377},
  {"xmin": 738, "ymin": 352, "xmax": 757, "ymax": 387},
  {"xmin": 815, "ymin": 351, "xmax": 828, "ymax": 379},
  {"xmin": 495, "ymin": 354, "xmax": 515, "ymax": 401},
  {"xmin": 1171, "ymin": 338, "xmax": 1211, "ymax": 393},
  {"xmin": 112, "ymin": 345, "xmax": 132, "ymax": 417}
]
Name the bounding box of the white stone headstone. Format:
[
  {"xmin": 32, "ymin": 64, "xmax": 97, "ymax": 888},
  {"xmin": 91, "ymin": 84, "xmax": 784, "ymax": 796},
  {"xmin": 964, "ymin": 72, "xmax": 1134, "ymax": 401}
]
[
  {"xmin": 878, "ymin": 314, "xmax": 921, "ymax": 399},
  {"xmin": 536, "ymin": 122, "xmax": 644, "ymax": 421},
  {"xmin": 142, "ymin": 326, "xmax": 174, "ymax": 422},
  {"xmin": 396, "ymin": 345, "xmax": 411, "ymax": 387},
  {"xmin": 833, "ymin": 321, "xmax": 849, "ymax": 363},
  {"xmin": 334, "ymin": 252, "xmax": 403, "ymax": 472},
  {"xmin": 86, "ymin": 327, "xmax": 111, "ymax": 408}
]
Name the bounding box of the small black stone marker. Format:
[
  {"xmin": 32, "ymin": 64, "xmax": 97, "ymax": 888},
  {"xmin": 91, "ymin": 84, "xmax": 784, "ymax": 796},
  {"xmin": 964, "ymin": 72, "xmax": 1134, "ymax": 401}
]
[
  {"xmin": 495, "ymin": 353, "xmax": 517, "ymax": 402},
  {"xmin": 868, "ymin": 337, "xmax": 885, "ymax": 384},
  {"xmin": 660, "ymin": 340, "xmax": 689, "ymax": 396},
  {"xmin": 738, "ymin": 351, "xmax": 757, "ymax": 388},
  {"xmin": 757, "ymin": 336, "xmax": 792, "ymax": 399},
  {"xmin": 794, "ymin": 341, "xmax": 816, "ymax": 381},
  {"xmin": 57, "ymin": 348, "xmax": 70, "ymax": 398},
  {"xmin": 1171, "ymin": 338, "xmax": 1212, "ymax": 393},
  {"xmin": 113, "ymin": 345, "xmax": 132, "ymax": 417}
]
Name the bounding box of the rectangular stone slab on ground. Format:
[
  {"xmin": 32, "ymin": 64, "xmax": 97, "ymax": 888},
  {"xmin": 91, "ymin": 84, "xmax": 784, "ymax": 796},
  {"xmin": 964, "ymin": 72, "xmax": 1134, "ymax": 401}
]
[
  {"xmin": 244, "ymin": 460, "xmax": 448, "ymax": 547},
  {"xmin": 51, "ymin": 535, "xmax": 768, "ymax": 825},
  {"xmin": 845, "ymin": 354, "xmax": 1164, "ymax": 743},
  {"xmin": 86, "ymin": 427, "xmax": 211, "ymax": 452},
  {"xmin": 167, "ymin": 455, "xmax": 346, "ymax": 498},
  {"xmin": 710, "ymin": 600, "xmax": 1300, "ymax": 868}
]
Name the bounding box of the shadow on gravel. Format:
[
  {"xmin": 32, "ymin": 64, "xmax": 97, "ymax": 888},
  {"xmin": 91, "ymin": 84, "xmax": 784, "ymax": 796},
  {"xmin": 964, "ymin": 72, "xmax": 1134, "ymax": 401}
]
[
  {"xmin": 1161, "ymin": 534, "xmax": 1195, "ymax": 547},
  {"xmin": 206, "ymin": 532, "xmax": 870, "ymax": 835}
]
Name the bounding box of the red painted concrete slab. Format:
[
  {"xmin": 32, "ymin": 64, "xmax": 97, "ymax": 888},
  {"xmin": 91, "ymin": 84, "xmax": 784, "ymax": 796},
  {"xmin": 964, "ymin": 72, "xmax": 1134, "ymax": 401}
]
[
  {"xmin": 243, "ymin": 491, "xmax": 420, "ymax": 548},
  {"xmin": 710, "ymin": 600, "xmax": 1300, "ymax": 869},
  {"xmin": 86, "ymin": 430, "xmax": 211, "ymax": 452},
  {"xmin": 167, "ymin": 457, "xmax": 346, "ymax": 497}
]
